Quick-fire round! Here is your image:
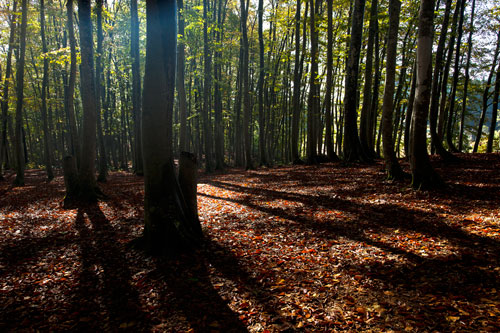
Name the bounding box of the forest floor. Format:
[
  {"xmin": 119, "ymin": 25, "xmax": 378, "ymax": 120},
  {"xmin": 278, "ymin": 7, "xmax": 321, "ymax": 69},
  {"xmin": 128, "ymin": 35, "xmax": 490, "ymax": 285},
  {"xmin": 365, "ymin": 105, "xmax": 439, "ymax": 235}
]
[{"xmin": 1, "ymin": 153, "xmax": 499, "ymax": 332}]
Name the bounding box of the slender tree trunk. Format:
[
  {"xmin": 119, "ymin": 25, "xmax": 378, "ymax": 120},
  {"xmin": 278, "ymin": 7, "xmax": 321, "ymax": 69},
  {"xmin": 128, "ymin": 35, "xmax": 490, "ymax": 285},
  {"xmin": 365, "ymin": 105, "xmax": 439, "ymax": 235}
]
[
  {"xmin": 241, "ymin": 0, "xmax": 252, "ymax": 169},
  {"xmin": 131, "ymin": 0, "xmax": 144, "ymax": 175},
  {"xmin": 306, "ymin": 0, "xmax": 319, "ymax": 164},
  {"xmin": 343, "ymin": 0, "xmax": 370, "ymax": 162},
  {"xmin": 428, "ymin": 0, "xmax": 453, "ymax": 159},
  {"xmin": 404, "ymin": 60, "xmax": 417, "ymax": 157},
  {"xmin": 409, "ymin": 0, "xmax": 442, "ymax": 189},
  {"xmin": 458, "ymin": 0, "xmax": 475, "ymax": 152},
  {"xmin": 291, "ymin": 0, "xmax": 302, "ymax": 163},
  {"xmin": 40, "ymin": 0, "xmax": 54, "ymax": 181},
  {"xmin": 14, "ymin": 0, "xmax": 28, "ymax": 186},
  {"xmin": 177, "ymin": 0, "xmax": 188, "ymax": 153},
  {"xmin": 382, "ymin": 0, "xmax": 405, "ymax": 180},
  {"xmin": 474, "ymin": 32, "xmax": 500, "ymax": 152},
  {"xmin": 258, "ymin": 0, "xmax": 267, "ymax": 166},
  {"xmin": 203, "ymin": 0, "xmax": 214, "ymax": 172},
  {"xmin": 487, "ymin": 62, "xmax": 500, "ymax": 153},
  {"xmin": 213, "ymin": 0, "xmax": 225, "ymax": 170},
  {"xmin": 359, "ymin": 0, "xmax": 377, "ymax": 157},
  {"xmin": 446, "ymin": 0, "xmax": 466, "ymax": 152},
  {"xmin": 0, "ymin": 0, "xmax": 17, "ymax": 178},
  {"xmin": 96, "ymin": 0, "xmax": 107, "ymax": 182},
  {"xmin": 65, "ymin": 0, "xmax": 80, "ymax": 165}
]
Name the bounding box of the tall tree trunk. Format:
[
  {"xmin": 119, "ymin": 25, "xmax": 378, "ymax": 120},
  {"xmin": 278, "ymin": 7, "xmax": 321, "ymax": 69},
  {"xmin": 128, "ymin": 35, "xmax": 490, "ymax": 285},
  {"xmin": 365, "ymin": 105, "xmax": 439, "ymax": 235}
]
[
  {"xmin": 324, "ymin": 0, "xmax": 339, "ymax": 161},
  {"xmin": 13, "ymin": 0, "xmax": 28, "ymax": 186},
  {"xmin": 177, "ymin": 0, "xmax": 188, "ymax": 153},
  {"xmin": 458, "ymin": 0, "xmax": 475, "ymax": 152},
  {"xmin": 445, "ymin": 0, "xmax": 466, "ymax": 152},
  {"xmin": 487, "ymin": 62, "xmax": 500, "ymax": 153},
  {"xmin": 409, "ymin": 0, "xmax": 442, "ymax": 189},
  {"xmin": 96, "ymin": 0, "xmax": 107, "ymax": 182},
  {"xmin": 359, "ymin": 0, "xmax": 377, "ymax": 157},
  {"xmin": 203, "ymin": 0, "xmax": 214, "ymax": 172},
  {"xmin": 40, "ymin": 0, "xmax": 54, "ymax": 181},
  {"xmin": 213, "ymin": 0, "xmax": 226, "ymax": 170},
  {"xmin": 142, "ymin": 0, "xmax": 201, "ymax": 254},
  {"xmin": 241, "ymin": 0, "xmax": 252, "ymax": 169},
  {"xmin": 428, "ymin": 0, "xmax": 453, "ymax": 159},
  {"xmin": 0, "ymin": 0, "xmax": 17, "ymax": 178},
  {"xmin": 342, "ymin": 0, "xmax": 370, "ymax": 162},
  {"xmin": 474, "ymin": 32, "xmax": 500, "ymax": 152},
  {"xmin": 306, "ymin": 0, "xmax": 320, "ymax": 164},
  {"xmin": 131, "ymin": 0, "xmax": 144, "ymax": 175},
  {"xmin": 382, "ymin": 0, "xmax": 405, "ymax": 180},
  {"xmin": 65, "ymin": 0, "xmax": 80, "ymax": 165},
  {"xmin": 291, "ymin": 0, "xmax": 302, "ymax": 163},
  {"xmin": 257, "ymin": 0, "xmax": 267, "ymax": 166},
  {"xmin": 77, "ymin": 0, "xmax": 99, "ymax": 199},
  {"xmin": 404, "ymin": 60, "xmax": 417, "ymax": 157}
]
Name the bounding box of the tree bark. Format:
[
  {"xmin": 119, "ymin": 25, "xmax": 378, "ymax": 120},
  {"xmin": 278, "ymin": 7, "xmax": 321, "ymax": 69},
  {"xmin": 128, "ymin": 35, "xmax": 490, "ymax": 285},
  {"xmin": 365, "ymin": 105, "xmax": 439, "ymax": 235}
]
[
  {"xmin": 291, "ymin": 0, "xmax": 302, "ymax": 163},
  {"xmin": 359, "ymin": 0, "xmax": 378, "ymax": 158},
  {"xmin": 203, "ymin": 0, "xmax": 214, "ymax": 172},
  {"xmin": 0, "ymin": 0, "xmax": 17, "ymax": 178},
  {"xmin": 96, "ymin": 0, "xmax": 107, "ymax": 182},
  {"xmin": 13, "ymin": 0, "xmax": 28, "ymax": 186},
  {"xmin": 487, "ymin": 62, "xmax": 500, "ymax": 153},
  {"xmin": 306, "ymin": 0, "xmax": 319, "ymax": 164},
  {"xmin": 342, "ymin": 0, "xmax": 370, "ymax": 163},
  {"xmin": 77, "ymin": 0, "xmax": 99, "ymax": 199},
  {"xmin": 142, "ymin": 0, "xmax": 201, "ymax": 254},
  {"xmin": 177, "ymin": 0, "xmax": 188, "ymax": 153},
  {"xmin": 131, "ymin": 0, "xmax": 144, "ymax": 175},
  {"xmin": 65, "ymin": 0, "xmax": 80, "ymax": 165},
  {"xmin": 257, "ymin": 0, "xmax": 267, "ymax": 166},
  {"xmin": 409, "ymin": 0, "xmax": 442, "ymax": 189},
  {"xmin": 458, "ymin": 0, "xmax": 475, "ymax": 152},
  {"xmin": 240, "ymin": 0, "xmax": 252, "ymax": 169},
  {"xmin": 382, "ymin": 0, "xmax": 405, "ymax": 180},
  {"xmin": 474, "ymin": 32, "xmax": 500, "ymax": 152}
]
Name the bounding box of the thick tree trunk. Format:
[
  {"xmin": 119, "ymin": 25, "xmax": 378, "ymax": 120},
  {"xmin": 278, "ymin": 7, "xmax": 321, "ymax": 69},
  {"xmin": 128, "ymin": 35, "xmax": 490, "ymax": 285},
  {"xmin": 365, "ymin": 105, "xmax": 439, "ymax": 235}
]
[
  {"xmin": 142, "ymin": 0, "xmax": 201, "ymax": 254},
  {"xmin": 381, "ymin": 0, "xmax": 405, "ymax": 180},
  {"xmin": 342, "ymin": 0, "xmax": 370, "ymax": 163},
  {"xmin": 13, "ymin": 0, "xmax": 28, "ymax": 186},
  {"xmin": 131, "ymin": 0, "xmax": 144, "ymax": 175},
  {"xmin": 77, "ymin": 0, "xmax": 99, "ymax": 199},
  {"xmin": 409, "ymin": 0, "xmax": 442, "ymax": 189}
]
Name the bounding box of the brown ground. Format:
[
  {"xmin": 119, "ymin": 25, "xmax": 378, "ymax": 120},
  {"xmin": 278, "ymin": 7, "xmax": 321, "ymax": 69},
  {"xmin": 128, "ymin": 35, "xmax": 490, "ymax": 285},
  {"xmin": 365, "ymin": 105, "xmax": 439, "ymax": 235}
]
[{"xmin": 1, "ymin": 153, "xmax": 499, "ymax": 332}]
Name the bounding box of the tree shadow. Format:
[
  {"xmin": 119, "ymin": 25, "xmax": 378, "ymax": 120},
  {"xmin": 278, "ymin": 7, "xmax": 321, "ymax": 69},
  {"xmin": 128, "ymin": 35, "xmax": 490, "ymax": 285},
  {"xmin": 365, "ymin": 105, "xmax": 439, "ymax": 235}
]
[{"xmin": 70, "ymin": 202, "xmax": 149, "ymax": 331}]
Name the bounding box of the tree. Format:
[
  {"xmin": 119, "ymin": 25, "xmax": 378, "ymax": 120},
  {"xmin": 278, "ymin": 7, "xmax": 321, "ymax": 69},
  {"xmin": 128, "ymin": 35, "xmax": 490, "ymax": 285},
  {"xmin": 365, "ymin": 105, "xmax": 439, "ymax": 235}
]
[
  {"xmin": 40, "ymin": 0, "xmax": 54, "ymax": 181},
  {"xmin": 177, "ymin": 0, "xmax": 188, "ymax": 153},
  {"xmin": 65, "ymin": 0, "xmax": 80, "ymax": 164},
  {"xmin": 291, "ymin": 0, "xmax": 302, "ymax": 163},
  {"xmin": 96, "ymin": 0, "xmax": 108, "ymax": 182},
  {"xmin": 257, "ymin": 0, "xmax": 267, "ymax": 166},
  {"xmin": 306, "ymin": 0, "xmax": 320, "ymax": 164},
  {"xmin": 487, "ymin": 61, "xmax": 500, "ymax": 153},
  {"xmin": 13, "ymin": 0, "xmax": 28, "ymax": 186},
  {"xmin": 142, "ymin": 0, "xmax": 202, "ymax": 253},
  {"xmin": 342, "ymin": 0, "xmax": 370, "ymax": 163},
  {"xmin": 381, "ymin": 0, "xmax": 405, "ymax": 180},
  {"xmin": 131, "ymin": 0, "xmax": 143, "ymax": 175},
  {"xmin": 0, "ymin": 0, "xmax": 18, "ymax": 179},
  {"xmin": 409, "ymin": 0, "xmax": 442, "ymax": 189},
  {"xmin": 240, "ymin": 0, "xmax": 252, "ymax": 169},
  {"xmin": 76, "ymin": 0, "xmax": 99, "ymax": 199}
]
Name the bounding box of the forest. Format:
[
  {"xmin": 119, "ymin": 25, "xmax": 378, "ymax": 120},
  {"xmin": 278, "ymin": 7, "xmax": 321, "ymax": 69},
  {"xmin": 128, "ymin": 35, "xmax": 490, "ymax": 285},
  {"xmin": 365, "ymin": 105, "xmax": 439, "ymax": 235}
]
[{"xmin": 1, "ymin": 0, "xmax": 500, "ymax": 331}]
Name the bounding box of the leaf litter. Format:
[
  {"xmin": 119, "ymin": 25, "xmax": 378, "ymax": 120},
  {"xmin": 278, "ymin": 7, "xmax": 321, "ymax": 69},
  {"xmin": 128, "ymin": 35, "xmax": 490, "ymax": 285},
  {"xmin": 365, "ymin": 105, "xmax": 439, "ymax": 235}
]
[{"xmin": 0, "ymin": 154, "xmax": 499, "ymax": 331}]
